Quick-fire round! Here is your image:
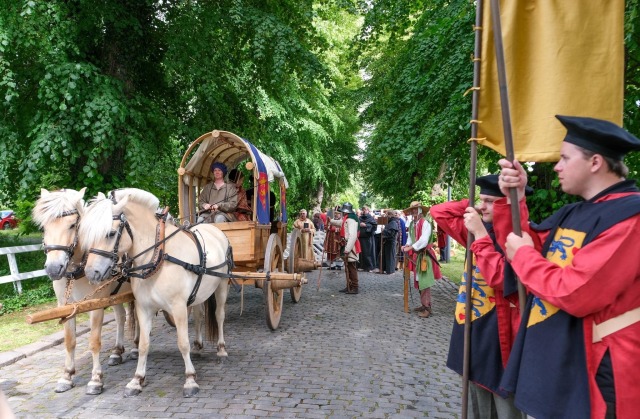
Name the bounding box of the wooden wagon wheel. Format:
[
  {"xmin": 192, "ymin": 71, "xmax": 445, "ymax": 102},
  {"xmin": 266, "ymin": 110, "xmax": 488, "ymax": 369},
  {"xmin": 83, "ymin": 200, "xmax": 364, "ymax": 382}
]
[
  {"xmin": 263, "ymin": 233, "xmax": 285, "ymax": 330},
  {"xmin": 287, "ymin": 228, "xmax": 303, "ymax": 303}
]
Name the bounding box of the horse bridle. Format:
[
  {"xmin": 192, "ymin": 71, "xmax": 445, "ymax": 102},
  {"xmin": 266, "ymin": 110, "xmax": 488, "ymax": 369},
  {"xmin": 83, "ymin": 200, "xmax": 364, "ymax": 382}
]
[
  {"xmin": 42, "ymin": 209, "xmax": 89, "ymax": 280},
  {"xmin": 88, "ymin": 213, "xmax": 134, "ymax": 276},
  {"xmin": 43, "ymin": 209, "xmax": 81, "ymax": 258}
]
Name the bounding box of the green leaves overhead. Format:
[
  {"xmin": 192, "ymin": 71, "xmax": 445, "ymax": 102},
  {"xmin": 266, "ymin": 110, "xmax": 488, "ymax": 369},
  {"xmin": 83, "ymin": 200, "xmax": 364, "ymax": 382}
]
[
  {"xmin": 356, "ymin": 0, "xmax": 476, "ymax": 206},
  {"xmin": 0, "ymin": 0, "xmax": 361, "ymax": 213}
]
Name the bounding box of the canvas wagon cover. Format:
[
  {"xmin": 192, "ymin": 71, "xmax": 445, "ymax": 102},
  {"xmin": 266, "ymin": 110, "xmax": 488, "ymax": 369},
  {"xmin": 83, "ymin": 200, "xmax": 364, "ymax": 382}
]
[{"xmin": 180, "ymin": 130, "xmax": 288, "ymax": 224}]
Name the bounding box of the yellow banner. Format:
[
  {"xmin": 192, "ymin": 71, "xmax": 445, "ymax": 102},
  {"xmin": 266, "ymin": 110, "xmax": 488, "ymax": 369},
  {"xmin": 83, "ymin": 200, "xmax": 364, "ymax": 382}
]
[{"xmin": 477, "ymin": 0, "xmax": 624, "ymax": 162}]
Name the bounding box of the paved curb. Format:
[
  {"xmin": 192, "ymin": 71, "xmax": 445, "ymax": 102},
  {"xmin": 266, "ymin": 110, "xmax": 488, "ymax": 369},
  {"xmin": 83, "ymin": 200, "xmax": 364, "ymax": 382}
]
[{"xmin": 0, "ymin": 313, "xmax": 116, "ymax": 368}]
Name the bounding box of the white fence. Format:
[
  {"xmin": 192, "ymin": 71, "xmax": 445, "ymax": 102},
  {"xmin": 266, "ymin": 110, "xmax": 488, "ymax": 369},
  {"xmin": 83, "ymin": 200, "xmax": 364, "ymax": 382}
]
[
  {"xmin": 0, "ymin": 244, "xmax": 47, "ymax": 294},
  {"xmin": 0, "ymin": 233, "xmax": 328, "ymax": 296}
]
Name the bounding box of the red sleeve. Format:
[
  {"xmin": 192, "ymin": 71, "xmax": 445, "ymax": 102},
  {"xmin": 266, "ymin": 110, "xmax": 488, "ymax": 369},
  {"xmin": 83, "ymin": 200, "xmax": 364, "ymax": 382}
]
[
  {"xmin": 471, "ymin": 235, "xmax": 506, "ymax": 290},
  {"xmin": 510, "ymin": 216, "xmax": 640, "ymax": 317},
  {"xmin": 429, "ymin": 199, "xmax": 470, "ymax": 246},
  {"xmin": 492, "ymin": 197, "xmax": 546, "ymax": 252}
]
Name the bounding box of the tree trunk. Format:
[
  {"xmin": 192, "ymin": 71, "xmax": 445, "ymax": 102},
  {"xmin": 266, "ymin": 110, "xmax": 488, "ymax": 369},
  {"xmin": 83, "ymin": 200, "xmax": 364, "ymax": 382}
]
[{"xmin": 312, "ymin": 182, "xmax": 324, "ymax": 214}]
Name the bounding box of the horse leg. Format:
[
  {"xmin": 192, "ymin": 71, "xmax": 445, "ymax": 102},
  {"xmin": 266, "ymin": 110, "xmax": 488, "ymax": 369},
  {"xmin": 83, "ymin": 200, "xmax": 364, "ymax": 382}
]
[
  {"xmin": 127, "ymin": 301, "xmax": 139, "ymax": 360},
  {"xmin": 55, "ymin": 316, "xmax": 77, "ymax": 393},
  {"xmin": 53, "ymin": 280, "xmax": 76, "ymax": 393},
  {"xmin": 85, "ymin": 309, "xmax": 105, "ymax": 395},
  {"xmin": 214, "ymin": 283, "xmax": 229, "ymax": 359},
  {"xmin": 108, "ymin": 303, "xmax": 126, "ymax": 366},
  {"xmin": 124, "ymin": 306, "xmax": 152, "ymax": 397},
  {"xmin": 191, "ymin": 304, "xmax": 205, "ymax": 351},
  {"xmin": 172, "ymin": 305, "xmax": 199, "ymax": 398}
]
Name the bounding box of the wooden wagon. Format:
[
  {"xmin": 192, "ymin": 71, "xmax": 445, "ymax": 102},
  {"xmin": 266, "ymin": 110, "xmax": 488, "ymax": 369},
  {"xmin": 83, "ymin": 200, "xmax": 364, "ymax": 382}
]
[{"xmin": 177, "ymin": 130, "xmax": 317, "ymax": 330}]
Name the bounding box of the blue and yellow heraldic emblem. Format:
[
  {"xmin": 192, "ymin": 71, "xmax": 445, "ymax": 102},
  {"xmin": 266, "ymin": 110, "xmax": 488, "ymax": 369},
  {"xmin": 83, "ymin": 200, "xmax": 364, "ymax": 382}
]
[
  {"xmin": 528, "ymin": 227, "xmax": 586, "ymax": 327},
  {"xmin": 455, "ymin": 255, "xmax": 495, "ymax": 324}
]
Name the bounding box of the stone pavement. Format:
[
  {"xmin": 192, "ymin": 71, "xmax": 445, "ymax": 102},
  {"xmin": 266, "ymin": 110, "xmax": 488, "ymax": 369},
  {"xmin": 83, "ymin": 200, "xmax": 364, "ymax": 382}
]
[{"xmin": 1, "ymin": 269, "xmax": 463, "ymax": 418}]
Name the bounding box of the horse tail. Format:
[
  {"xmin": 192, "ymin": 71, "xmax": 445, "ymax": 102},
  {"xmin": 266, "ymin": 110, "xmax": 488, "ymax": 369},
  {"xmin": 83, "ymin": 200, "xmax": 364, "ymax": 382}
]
[
  {"xmin": 204, "ymin": 292, "xmax": 219, "ymax": 343},
  {"xmin": 126, "ymin": 300, "xmax": 137, "ymax": 341}
]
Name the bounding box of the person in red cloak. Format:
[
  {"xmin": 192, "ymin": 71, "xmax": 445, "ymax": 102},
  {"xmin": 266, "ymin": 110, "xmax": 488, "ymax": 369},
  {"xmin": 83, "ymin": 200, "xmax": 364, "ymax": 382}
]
[{"xmin": 497, "ymin": 115, "xmax": 640, "ymax": 418}]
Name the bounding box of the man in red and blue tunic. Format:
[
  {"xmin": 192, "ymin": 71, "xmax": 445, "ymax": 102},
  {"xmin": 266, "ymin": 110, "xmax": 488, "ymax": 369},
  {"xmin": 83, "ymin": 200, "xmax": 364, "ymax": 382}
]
[
  {"xmin": 497, "ymin": 115, "xmax": 640, "ymax": 418},
  {"xmin": 431, "ymin": 176, "xmax": 526, "ymax": 418}
]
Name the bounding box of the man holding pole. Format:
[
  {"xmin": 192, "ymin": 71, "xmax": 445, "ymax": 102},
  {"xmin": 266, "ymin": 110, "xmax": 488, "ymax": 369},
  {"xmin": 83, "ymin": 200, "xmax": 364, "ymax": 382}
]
[
  {"xmin": 496, "ymin": 116, "xmax": 640, "ymax": 418},
  {"xmin": 431, "ymin": 176, "xmax": 526, "ymax": 418},
  {"xmin": 401, "ymin": 201, "xmax": 441, "ymax": 318}
]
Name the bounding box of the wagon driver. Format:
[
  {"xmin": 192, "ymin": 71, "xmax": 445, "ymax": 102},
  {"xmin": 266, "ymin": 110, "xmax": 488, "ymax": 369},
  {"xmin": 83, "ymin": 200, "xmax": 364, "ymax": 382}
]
[{"xmin": 198, "ymin": 162, "xmax": 238, "ymax": 223}]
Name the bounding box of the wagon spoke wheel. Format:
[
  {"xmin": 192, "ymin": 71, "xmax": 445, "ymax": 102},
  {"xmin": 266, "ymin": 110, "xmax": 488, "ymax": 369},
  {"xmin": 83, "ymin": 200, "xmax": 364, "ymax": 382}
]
[
  {"xmin": 287, "ymin": 228, "xmax": 303, "ymax": 303},
  {"xmin": 264, "ymin": 233, "xmax": 285, "ymax": 330}
]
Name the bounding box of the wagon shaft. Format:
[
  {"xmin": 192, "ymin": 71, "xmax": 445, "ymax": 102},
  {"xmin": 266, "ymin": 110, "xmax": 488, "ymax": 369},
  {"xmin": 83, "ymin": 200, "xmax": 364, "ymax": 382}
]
[{"xmin": 26, "ymin": 291, "xmax": 135, "ymax": 324}]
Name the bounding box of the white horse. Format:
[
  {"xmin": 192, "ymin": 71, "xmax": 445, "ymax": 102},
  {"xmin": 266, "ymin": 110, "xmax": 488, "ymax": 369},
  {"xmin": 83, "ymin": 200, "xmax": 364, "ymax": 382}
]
[
  {"xmin": 79, "ymin": 188, "xmax": 230, "ymax": 397},
  {"xmin": 32, "ymin": 188, "xmax": 138, "ymax": 395}
]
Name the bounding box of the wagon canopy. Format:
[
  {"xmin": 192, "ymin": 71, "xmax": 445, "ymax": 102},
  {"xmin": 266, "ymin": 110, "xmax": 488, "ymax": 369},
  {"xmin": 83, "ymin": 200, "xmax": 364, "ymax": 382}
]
[{"xmin": 178, "ymin": 130, "xmax": 288, "ymax": 224}]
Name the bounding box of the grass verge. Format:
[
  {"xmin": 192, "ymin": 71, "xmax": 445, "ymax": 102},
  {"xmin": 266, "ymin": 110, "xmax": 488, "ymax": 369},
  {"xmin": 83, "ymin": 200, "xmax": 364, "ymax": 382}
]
[{"xmin": 0, "ymin": 302, "xmax": 93, "ymax": 352}]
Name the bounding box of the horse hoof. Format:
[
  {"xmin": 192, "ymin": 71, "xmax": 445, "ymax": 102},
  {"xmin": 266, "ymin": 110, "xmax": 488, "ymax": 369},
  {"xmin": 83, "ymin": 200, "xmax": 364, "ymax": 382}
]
[
  {"xmin": 86, "ymin": 384, "xmax": 103, "ymax": 395},
  {"xmin": 124, "ymin": 387, "xmax": 142, "ymax": 397},
  {"xmin": 183, "ymin": 386, "xmax": 200, "ymax": 398},
  {"xmin": 55, "ymin": 382, "xmax": 74, "ymax": 393},
  {"xmin": 129, "ymin": 350, "xmax": 139, "ymax": 361},
  {"xmin": 108, "ymin": 354, "xmax": 123, "ymax": 366},
  {"xmin": 193, "ymin": 341, "xmax": 203, "ymax": 351}
]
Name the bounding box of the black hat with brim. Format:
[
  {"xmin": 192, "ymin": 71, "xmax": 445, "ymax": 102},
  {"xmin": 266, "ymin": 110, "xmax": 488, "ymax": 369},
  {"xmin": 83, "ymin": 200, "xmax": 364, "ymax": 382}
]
[{"xmin": 557, "ymin": 115, "xmax": 640, "ymax": 160}]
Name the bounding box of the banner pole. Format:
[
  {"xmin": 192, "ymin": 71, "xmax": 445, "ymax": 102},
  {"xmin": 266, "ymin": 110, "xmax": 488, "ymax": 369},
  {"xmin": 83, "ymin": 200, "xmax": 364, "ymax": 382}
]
[
  {"xmin": 461, "ymin": 0, "xmax": 485, "ymax": 417},
  {"xmin": 489, "ymin": 0, "xmax": 527, "ymax": 311}
]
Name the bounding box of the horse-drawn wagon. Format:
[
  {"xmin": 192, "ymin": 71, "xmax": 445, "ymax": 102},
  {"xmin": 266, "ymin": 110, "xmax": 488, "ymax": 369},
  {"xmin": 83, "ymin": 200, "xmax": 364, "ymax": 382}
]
[
  {"xmin": 177, "ymin": 129, "xmax": 317, "ymax": 330},
  {"xmin": 27, "ymin": 130, "xmax": 316, "ymax": 397}
]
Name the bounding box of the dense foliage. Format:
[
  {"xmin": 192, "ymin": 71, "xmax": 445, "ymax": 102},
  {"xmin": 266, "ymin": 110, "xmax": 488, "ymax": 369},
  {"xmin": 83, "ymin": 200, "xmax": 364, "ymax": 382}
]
[
  {"xmin": 0, "ymin": 0, "xmax": 361, "ymax": 224},
  {"xmin": 356, "ymin": 0, "xmax": 640, "ymax": 220},
  {"xmin": 2, "ymin": 0, "xmax": 640, "ymax": 225}
]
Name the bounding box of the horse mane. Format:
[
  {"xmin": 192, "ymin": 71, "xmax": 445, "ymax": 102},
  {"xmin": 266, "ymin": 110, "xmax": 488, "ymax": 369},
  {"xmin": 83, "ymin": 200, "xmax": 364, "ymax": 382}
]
[
  {"xmin": 32, "ymin": 189, "xmax": 84, "ymax": 227},
  {"xmin": 111, "ymin": 188, "xmax": 159, "ymax": 210},
  {"xmin": 79, "ymin": 188, "xmax": 160, "ymax": 251}
]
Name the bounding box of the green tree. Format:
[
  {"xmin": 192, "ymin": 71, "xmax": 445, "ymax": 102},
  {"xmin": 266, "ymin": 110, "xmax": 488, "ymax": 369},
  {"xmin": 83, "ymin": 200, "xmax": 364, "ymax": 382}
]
[{"xmin": 0, "ymin": 0, "xmax": 362, "ymax": 220}]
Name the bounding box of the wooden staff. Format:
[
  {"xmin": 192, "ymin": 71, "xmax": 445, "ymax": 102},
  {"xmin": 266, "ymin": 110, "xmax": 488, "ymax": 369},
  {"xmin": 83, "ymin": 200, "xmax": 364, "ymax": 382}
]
[
  {"xmin": 402, "ymin": 251, "xmax": 410, "ymax": 313},
  {"xmin": 461, "ymin": 0, "xmax": 485, "ymax": 417},
  {"xmin": 490, "ymin": 0, "xmax": 526, "ymax": 311}
]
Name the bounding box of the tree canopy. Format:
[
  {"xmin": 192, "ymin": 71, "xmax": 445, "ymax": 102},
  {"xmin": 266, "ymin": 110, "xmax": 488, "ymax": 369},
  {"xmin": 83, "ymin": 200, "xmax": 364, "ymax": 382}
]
[
  {"xmin": 0, "ymin": 0, "xmax": 361, "ymax": 214},
  {"xmin": 2, "ymin": 0, "xmax": 640, "ymax": 224}
]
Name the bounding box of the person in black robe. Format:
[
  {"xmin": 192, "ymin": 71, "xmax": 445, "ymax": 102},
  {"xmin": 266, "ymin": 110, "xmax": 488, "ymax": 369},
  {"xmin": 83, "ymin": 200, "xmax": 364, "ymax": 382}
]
[
  {"xmin": 381, "ymin": 210, "xmax": 400, "ymax": 274},
  {"xmin": 357, "ymin": 206, "xmax": 377, "ymax": 271}
]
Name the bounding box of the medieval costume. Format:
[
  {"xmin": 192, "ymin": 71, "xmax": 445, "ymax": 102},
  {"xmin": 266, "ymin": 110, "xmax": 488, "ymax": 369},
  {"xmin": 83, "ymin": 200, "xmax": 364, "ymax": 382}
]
[
  {"xmin": 228, "ymin": 169, "xmax": 252, "ymax": 222},
  {"xmin": 495, "ymin": 115, "xmax": 640, "ymax": 418},
  {"xmin": 404, "ymin": 202, "xmax": 440, "ymax": 318},
  {"xmin": 324, "ymin": 208, "xmax": 342, "ymax": 269},
  {"xmin": 198, "ymin": 162, "xmax": 238, "ymax": 223},
  {"xmin": 293, "ymin": 209, "xmax": 316, "ymax": 261},
  {"xmin": 358, "ymin": 207, "xmax": 377, "ymax": 271},
  {"xmin": 432, "ymin": 176, "xmax": 527, "ymax": 419},
  {"xmin": 330, "ymin": 202, "xmax": 360, "ymax": 293},
  {"xmin": 381, "ymin": 211, "xmax": 399, "ymax": 274}
]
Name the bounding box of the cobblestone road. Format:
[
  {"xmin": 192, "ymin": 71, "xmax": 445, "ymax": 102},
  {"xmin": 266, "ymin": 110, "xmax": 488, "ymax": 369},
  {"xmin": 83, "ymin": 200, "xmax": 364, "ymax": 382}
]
[{"xmin": 1, "ymin": 269, "xmax": 463, "ymax": 418}]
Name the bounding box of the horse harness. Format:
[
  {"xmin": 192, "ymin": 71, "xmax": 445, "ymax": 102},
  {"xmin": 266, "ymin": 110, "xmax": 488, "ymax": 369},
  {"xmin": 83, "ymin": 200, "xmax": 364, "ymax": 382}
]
[
  {"xmin": 43, "ymin": 208, "xmax": 127, "ymax": 314},
  {"xmin": 91, "ymin": 206, "xmax": 235, "ymax": 307}
]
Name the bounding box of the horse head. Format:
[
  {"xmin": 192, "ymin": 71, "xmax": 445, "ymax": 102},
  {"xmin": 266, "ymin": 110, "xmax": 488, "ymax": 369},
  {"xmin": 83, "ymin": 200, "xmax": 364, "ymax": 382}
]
[
  {"xmin": 33, "ymin": 187, "xmax": 86, "ymax": 280},
  {"xmin": 80, "ymin": 188, "xmax": 159, "ymax": 284}
]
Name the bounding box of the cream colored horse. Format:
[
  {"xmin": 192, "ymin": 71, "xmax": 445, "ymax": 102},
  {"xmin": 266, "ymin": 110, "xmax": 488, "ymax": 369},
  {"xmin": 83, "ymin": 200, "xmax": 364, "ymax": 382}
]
[
  {"xmin": 79, "ymin": 188, "xmax": 230, "ymax": 397},
  {"xmin": 32, "ymin": 188, "xmax": 137, "ymax": 395}
]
